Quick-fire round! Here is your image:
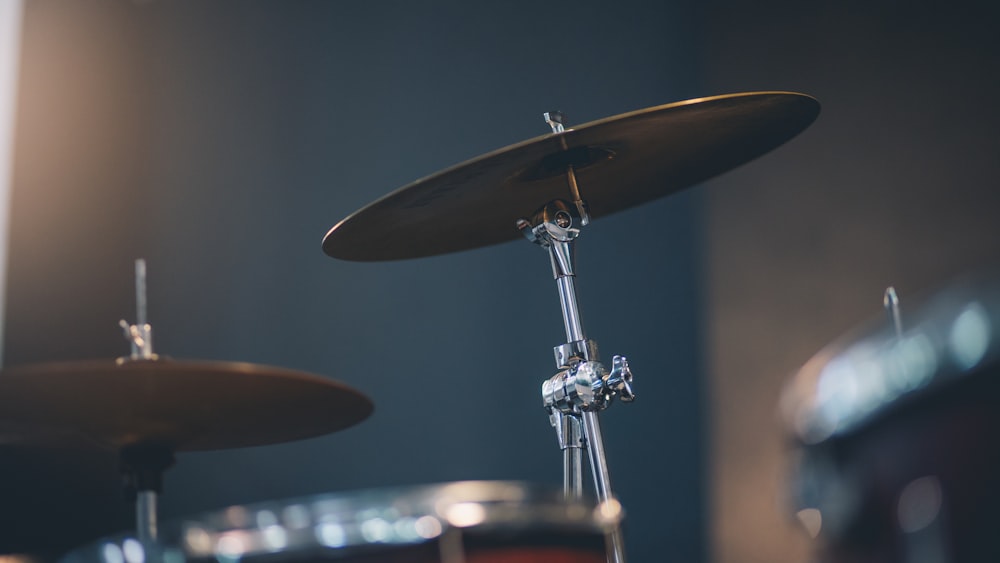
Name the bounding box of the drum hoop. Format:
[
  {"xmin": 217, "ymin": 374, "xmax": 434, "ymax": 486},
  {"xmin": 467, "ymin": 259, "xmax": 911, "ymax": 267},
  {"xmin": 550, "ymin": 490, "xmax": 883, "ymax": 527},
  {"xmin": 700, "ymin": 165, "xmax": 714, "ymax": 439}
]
[
  {"xmin": 783, "ymin": 273, "xmax": 1000, "ymax": 445},
  {"xmin": 63, "ymin": 481, "xmax": 620, "ymax": 562}
]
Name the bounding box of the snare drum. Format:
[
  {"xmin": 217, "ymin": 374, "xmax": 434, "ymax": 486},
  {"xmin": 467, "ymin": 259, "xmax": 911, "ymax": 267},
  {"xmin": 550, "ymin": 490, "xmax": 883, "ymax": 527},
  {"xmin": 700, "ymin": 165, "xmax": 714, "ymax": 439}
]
[
  {"xmin": 63, "ymin": 481, "xmax": 619, "ymax": 563},
  {"xmin": 782, "ymin": 274, "xmax": 1000, "ymax": 562}
]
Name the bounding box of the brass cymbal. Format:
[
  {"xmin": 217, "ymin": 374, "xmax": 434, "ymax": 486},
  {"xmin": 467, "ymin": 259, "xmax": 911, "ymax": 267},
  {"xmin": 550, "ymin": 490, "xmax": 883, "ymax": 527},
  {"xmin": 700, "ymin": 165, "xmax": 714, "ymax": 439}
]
[
  {"xmin": 0, "ymin": 358, "xmax": 373, "ymax": 451},
  {"xmin": 323, "ymin": 91, "xmax": 819, "ymax": 261}
]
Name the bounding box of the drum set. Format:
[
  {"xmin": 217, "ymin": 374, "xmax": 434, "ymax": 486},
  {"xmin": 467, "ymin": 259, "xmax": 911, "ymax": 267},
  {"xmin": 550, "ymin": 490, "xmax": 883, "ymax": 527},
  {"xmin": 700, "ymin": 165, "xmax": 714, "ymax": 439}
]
[
  {"xmin": 4, "ymin": 89, "xmax": 989, "ymax": 562},
  {"xmin": 782, "ymin": 274, "xmax": 1000, "ymax": 562}
]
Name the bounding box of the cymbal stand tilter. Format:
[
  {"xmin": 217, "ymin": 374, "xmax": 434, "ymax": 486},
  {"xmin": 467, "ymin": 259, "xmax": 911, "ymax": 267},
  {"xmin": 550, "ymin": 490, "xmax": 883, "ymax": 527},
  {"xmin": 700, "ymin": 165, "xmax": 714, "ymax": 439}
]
[
  {"xmin": 516, "ymin": 112, "xmax": 635, "ymax": 563},
  {"xmin": 117, "ymin": 258, "xmax": 173, "ymax": 544}
]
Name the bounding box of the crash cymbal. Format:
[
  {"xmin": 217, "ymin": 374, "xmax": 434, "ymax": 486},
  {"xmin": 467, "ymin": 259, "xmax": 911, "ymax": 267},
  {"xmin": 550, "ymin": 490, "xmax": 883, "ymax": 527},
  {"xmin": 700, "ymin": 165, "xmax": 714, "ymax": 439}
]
[
  {"xmin": 323, "ymin": 91, "xmax": 819, "ymax": 261},
  {"xmin": 0, "ymin": 358, "xmax": 373, "ymax": 451}
]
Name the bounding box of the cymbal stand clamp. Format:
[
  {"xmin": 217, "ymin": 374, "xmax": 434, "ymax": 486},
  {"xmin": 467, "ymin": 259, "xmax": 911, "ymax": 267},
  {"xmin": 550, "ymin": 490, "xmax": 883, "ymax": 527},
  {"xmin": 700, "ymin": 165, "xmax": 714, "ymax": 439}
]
[{"xmin": 542, "ymin": 354, "xmax": 635, "ymax": 414}]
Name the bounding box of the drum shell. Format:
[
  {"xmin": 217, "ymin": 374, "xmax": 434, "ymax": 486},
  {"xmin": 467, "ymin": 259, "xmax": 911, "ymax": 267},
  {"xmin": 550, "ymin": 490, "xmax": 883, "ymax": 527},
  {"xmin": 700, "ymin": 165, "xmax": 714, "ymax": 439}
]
[
  {"xmin": 785, "ymin": 274, "xmax": 1000, "ymax": 562},
  {"xmin": 793, "ymin": 363, "xmax": 1000, "ymax": 562},
  {"xmin": 61, "ymin": 481, "xmax": 617, "ymax": 563}
]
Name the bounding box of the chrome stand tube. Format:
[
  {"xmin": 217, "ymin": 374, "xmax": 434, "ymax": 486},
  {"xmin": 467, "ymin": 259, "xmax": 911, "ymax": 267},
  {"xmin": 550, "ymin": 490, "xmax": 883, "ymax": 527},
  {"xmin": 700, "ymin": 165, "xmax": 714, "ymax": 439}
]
[
  {"xmin": 582, "ymin": 410, "xmax": 613, "ymax": 504},
  {"xmin": 584, "ymin": 410, "xmax": 625, "ymax": 563},
  {"xmin": 121, "ymin": 443, "xmax": 174, "ymax": 547},
  {"xmin": 552, "ymin": 410, "xmax": 585, "ymax": 497},
  {"xmin": 548, "ymin": 239, "xmax": 591, "ymax": 499},
  {"xmin": 554, "ymin": 267, "xmax": 585, "ymax": 342},
  {"xmin": 136, "ymin": 490, "xmax": 158, "ymax": 543},
  {"xmin": 565, "ymin": 443, "xmax": 584, "ymax": 498},
  {"xmin": 546, "ymin": 238, "xmax": 626, "ymax": 563}
]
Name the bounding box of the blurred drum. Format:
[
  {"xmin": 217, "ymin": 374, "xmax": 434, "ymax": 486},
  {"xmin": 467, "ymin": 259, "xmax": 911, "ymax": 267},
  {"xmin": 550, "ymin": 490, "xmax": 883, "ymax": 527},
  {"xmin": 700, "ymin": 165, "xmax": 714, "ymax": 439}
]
[
  {"xmin": 782, "ymin": 274, "xmax": 1000, "ymax": 562},
  {"xmin": 62, "ymin": 481, "xmax": 619, "ymax": 563}
]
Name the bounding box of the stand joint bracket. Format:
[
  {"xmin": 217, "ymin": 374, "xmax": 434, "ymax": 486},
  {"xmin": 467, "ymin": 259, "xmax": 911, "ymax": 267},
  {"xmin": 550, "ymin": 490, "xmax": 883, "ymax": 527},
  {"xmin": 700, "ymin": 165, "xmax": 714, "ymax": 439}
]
[
  {"xmin": 549, "ymin": 410, "xmax": 585, "ymax": 451},
  {"xmin": 554, "ymin": 339, "xmax": 599, "ymax": 368},
  {"xmin": 516, "ymin": 200, "xmax": 582, "ymax": 247},
  {"xmin": 541, "ymin": 354, "xmax": 635, "ymax": 413}
]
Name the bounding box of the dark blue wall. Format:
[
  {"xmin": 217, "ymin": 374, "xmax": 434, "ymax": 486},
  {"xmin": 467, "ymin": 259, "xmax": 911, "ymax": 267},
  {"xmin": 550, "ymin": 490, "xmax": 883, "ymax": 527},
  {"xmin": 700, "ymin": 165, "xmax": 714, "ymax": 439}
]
[{"xmin": 3, "ymin": 2, "xmax": 706, "ymax": 560}]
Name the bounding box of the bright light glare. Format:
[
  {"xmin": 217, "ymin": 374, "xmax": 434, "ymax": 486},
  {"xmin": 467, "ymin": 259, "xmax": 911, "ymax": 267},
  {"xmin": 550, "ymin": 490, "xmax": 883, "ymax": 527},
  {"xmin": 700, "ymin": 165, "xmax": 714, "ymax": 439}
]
[
  {"xmin": 949, "ymin": 303, "xmax": 991, "ymax": 370},
  {"xmin": 101, "ymin": 543, "xmax": 125, "ymax": 563},
  {"xmin": 795, "ymin": 508, "xmax": 822, "ymax": 539},
  {"xmin": 315, "ymin": 522, "xmax": 346, "ymax": 548},
  {"xmin": 414, "ymin": 515, "xmax": 443, "ymax": 539},
  {"xmin": 360, "ymin": 517, "xmax": 393, "ymax": 542},
  {"xmin": 122, "ymin": 539, "xmax": 145, "ymax": 563},
  {"xmin": 394, "ymin": 517, "xmax": 420, "ymax": 541},
  {"xmin": 262, "ymin": 525, "xmax": 288, "ymax": 551},
  {"xmin": 215, "ymin": 533, "xmax": 247, "ymax": 558},
  {"xmin": 183, "ymin": 527, "xmax": 212, "ymax": 553},
  {"xmin": 445, "ymin": 503, "xmax": 486, "ymax": 527},
  {"xmin": 0, "ymin": 0, "xmax": 24, "ymax": 367},
  {"xmin": 596, "ymin": 498, "xmax": 623, "ymax": 523}
]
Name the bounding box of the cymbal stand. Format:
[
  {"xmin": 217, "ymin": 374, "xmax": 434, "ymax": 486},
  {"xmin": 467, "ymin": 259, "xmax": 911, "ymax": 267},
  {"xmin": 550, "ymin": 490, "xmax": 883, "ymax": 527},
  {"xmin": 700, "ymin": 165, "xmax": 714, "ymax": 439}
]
[
  {"xmin": 118, "ymin": 258, "xmax": 168, "ymax": 543},
  {"xmin": 120, "ymin": 443, "xmax": 175, "ymax": 544},
  {"xmin": 517, "ymin": 184, "xmax": 635, "ymax": 562}
]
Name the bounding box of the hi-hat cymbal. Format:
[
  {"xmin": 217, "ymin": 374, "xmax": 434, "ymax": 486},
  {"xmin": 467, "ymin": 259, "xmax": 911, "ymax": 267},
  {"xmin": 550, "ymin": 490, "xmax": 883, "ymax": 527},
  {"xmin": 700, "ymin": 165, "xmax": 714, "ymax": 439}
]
[
  {"xmin": 323, "ymin": 91, "xmax": 819, "ymax": 261},
  {"xmin": 0, "ymin": 358, "xmax": 373, "ymax": 451}
]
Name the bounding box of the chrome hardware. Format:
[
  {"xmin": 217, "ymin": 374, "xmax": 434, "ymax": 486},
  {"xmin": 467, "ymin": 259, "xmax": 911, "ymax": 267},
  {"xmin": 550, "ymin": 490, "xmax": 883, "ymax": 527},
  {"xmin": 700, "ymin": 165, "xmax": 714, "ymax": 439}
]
[
  {"xmin": 549, "ymin": 411, "xmax": 585, "ymax": 497},
  {"xmin": 516, "ymin": 217, "xmax": 579, "ymax": 252},
  {"xmin": 604, "ymin": 355, "xmax": 635, "ymax": 403},
  {"xmin": 539, "ymin": 112, "xmax": 589, "ymax": 225},
  {"xmin": 517, "ymin": 201, "xmax": 583, "ymax": 282},
  {"xmin": 118, "ymin": 320, "xmax": 153, "ymax": 361},
  {"xmin": 119, "ymin": 258, "xmax": 157, "ymax": 361},
  {"xmin": 542, "ymin": 355, "xmax": 636, "ymax": 413},
  {"xmin": 543, "ymin": 361, "xmax": 601, "ymax": 412},
  {"xmin": 554, "ymin": 339, "xmax": 599, "ymax": 368},
  {"xmin": 884, "ymin": 286, "xmax": 903, "ymax": 339},
  {"xmin": 544, "ymin": 111, "xmax": 566, "ymax": 134},
  {"xmin": 517, "ymin": 200, "xmax": 581, "ymax": 248}
]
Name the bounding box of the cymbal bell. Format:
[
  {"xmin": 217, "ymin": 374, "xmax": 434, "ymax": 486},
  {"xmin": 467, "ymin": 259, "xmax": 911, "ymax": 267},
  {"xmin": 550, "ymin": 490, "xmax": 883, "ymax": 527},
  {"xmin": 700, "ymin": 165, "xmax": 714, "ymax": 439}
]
[
  {"xmin": 0, "ymin": 358, "xmax": 373, "ymax": 452},
  {"xmin": 323, "ymin": 91, "xmax": 819, "ymax": 261}
]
